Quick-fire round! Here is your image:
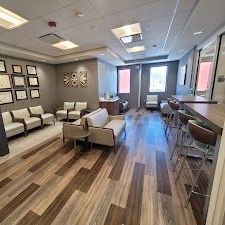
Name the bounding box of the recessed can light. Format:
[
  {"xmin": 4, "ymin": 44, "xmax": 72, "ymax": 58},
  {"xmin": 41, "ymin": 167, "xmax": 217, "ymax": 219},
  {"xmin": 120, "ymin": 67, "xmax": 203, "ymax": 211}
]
[{"xmin": 75, "ymin": 12, "xmax": 85, "ymax": 17}]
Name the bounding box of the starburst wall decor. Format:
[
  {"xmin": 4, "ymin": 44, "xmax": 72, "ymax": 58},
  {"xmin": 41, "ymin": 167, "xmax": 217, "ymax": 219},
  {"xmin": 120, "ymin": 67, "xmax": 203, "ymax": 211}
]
[{"xmin": 63, "ymin": 71, "xmax": 87, "ymax": 87}]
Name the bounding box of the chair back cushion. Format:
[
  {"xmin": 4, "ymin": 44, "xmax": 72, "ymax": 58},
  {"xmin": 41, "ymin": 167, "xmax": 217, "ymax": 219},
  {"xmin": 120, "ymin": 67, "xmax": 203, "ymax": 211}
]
[
  {"xmin": 2, "ymin": 112, "xmax": 13, "ymax": 125},
  {"xmin": 75, "ymin": 102, "xmax": 87, "ymax": 111},
  {"xmin": 64, "ymin": 102, "xmax": 74, "ymax": 110},
  {"xmin": 147, "ymin": 95, "xmax": 158, "ymax": 102},
  {"xmin": 29, "ymin": 105, "xmax": 44, "ymax": 115},
  {"xmin": 86, "ymin": 108, "xmax": 109, "ymax": 127},
  {"xmin": 12, "ymin": 108, "xmax": 30, "ymax": 119}
]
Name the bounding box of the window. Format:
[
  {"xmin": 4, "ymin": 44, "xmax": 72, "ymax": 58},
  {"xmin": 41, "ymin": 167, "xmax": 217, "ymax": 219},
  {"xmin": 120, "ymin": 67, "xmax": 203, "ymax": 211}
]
[
  {"xmin": 149, "ymin": 66, "xmax": 167, "ymax": 92},
  {"xmin": 118, "ymin": 69, "xmax": 130, "ymax": 93}
]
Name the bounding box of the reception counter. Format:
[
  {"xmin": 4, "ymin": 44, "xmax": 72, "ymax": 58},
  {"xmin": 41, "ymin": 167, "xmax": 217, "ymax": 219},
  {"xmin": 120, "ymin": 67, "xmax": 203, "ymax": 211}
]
[{"xmin": 99, "ymin": 97, "xmax": 120, "ymax": 115}]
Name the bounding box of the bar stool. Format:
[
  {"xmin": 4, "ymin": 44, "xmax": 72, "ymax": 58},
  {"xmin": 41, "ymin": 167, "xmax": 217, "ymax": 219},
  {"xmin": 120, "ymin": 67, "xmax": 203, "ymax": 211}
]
[
  {"xmin": 165, "ymin": 101, "xmax": 180, "ymax": 137},
  {"xmin": 163, "ymin": 98, "xmax": 173, "ymax": 130},
  {"xmin": 170, "ymin": 110, "xmax": 195, "ymax": 162},
  {"xmin": 175, "ymin": 120, "xmax": 217, "ymax": 207}
]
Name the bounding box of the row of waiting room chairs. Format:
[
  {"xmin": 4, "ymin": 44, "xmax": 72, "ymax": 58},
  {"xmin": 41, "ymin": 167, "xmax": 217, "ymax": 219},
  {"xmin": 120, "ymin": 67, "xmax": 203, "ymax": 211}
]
[
  {"xmin": 2, "ymin": 105, "xmax": 55, "ymax": 138},
  {"xmin": 163, "ymin": 98, "xmax": 216, "ymax": 207}
]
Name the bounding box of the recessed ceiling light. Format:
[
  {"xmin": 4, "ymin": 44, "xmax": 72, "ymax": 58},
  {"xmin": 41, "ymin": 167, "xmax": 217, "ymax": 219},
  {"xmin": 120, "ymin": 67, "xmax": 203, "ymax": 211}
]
[
  {"xmin": 193, "ymin": 31, "xmax": 203, "ymax": 35},
  {"xmin": 100, "ymin": 53, "xmax": 105, "ymax": 56},
  {"xmin": 52, "ymin": 40, "xmax": 79, "ymax": 50},
  {"xmin": 0, "ymin": 6, "xmax": 28, "ymax": 30},
  {"xmin": 41, "ymin": 59, "xmax": 46, "ymax": 61},
  {"xmin": 126, "ymin": 46, "xmax": 145, "ymax": 53},
  {"xmin": 111, "ymin": 23, "xmax": 141, "ymax": 39},
  {"xmin": 75, "ymin": 11, "xmax": 85, "ymax": 17}
]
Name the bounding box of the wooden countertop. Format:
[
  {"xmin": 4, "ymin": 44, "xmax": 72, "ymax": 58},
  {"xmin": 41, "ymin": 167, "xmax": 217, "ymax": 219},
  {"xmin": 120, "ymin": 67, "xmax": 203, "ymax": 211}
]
[
  {"xmin": 171, "ymin": 95, "xmax": 217, "ymax": 104},
  {"xmin": 184, "ymin": 103, "xmax": 225, "ymax": 135}
]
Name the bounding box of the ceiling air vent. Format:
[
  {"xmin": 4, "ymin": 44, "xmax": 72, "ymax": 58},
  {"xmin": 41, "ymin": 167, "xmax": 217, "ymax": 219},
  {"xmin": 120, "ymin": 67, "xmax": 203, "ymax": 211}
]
[{"xmin": 38, "ymin": 33, "xmax": 64, "ymax": 45}]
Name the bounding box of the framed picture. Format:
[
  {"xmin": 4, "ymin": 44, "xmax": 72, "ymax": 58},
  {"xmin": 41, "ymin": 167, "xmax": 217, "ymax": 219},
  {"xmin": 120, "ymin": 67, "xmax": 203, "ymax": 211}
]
[
  {"xmin": 30, "ymin": 89, "xmax": 40, "ymax": 99},
  {"xmin": 28, "ymin": 76, "xmax": 39, "ymax": 87},
  {"xmin": 26, "ymin": 65, "xmax": 37, "ymax": 75},
  {"xmin": 12, "ymin": 75, "xmax": 26, "ymax": 88},
  {"xmin": 178, "ymin": 65, "xmax": 187, "ymax": 86},
  {"xmin": 0, "ymin": 74, "xmax": 11, "ymax": 90},
  {"xmin": 0, "ymin": 90, "xmax": 13, "ymax": 105},
  {"xmin": 15, "ymin": 90, "xmax": 28, "ymax": 100},
  {"xmin": 12, "ymin": 65, "xmax": 22, "ymax": 74},
  {"xmin": 80, "ymin": 71, "xmax": 87, "ymax": 87},
  {"xmin": 0, "ymin": 60, "xmax": 7, "ymax": 73},
  {"xmin": 71, "ymin": 72, "xmax": 78, "ymax": 87}
]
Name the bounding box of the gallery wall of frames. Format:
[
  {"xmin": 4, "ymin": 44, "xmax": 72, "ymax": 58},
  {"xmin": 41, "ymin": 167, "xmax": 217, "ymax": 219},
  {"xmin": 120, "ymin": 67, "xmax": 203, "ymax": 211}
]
[{"xmin": 0, "ymin": 60, "xmax": 40, "ymax": 105}]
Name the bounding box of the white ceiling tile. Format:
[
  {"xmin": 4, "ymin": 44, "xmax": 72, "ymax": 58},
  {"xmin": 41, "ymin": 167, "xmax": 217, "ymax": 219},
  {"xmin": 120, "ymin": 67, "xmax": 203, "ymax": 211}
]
[
  {"xmin": 89, "ymin": 0, "xmax": 156, "ymax": 17},
  {"xmin": 42, "ymin": 0, "xmax": 100, "ymax": 31}
]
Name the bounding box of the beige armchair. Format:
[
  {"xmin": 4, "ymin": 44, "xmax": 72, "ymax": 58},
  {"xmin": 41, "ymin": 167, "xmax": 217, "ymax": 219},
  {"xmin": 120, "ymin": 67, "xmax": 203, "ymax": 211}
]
[
  {"xmin": 2, "ymin": 111, "xmax": 25, "ymax": 138},
  {"xmin": 145, "ymin": 95, "xmax": 159, "ymax": 109},
  {"xmin": 56, "ymin": 102, "xmax": 75, "ymax": 121},
  {"xmin": 85, "ymin": 108, "xmax": 126, "ymax": 152},
  {"xmin": 68, "ymin": 102, "xmax": 87, "ymax": 120},
  {"xmin": 29, "ymin": 105, "xmax": 55, "ymax": 126},
  {"xmin": 11, "ymin": 108, "xmax": 42, "ymax": 133}
]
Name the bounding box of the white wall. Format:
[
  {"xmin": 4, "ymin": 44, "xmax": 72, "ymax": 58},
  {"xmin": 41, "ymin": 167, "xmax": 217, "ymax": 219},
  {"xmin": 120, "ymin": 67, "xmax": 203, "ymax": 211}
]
[{"xmin": 98, "ymin": 60, "xmax": 117, "ymax": 98}]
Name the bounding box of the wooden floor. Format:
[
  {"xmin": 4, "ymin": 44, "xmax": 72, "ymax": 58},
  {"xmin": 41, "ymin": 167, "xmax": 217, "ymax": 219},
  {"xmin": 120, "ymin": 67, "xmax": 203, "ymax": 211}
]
[{"xmin": 0, "ymin": 108, "xmax": 207, "ymax": 225}]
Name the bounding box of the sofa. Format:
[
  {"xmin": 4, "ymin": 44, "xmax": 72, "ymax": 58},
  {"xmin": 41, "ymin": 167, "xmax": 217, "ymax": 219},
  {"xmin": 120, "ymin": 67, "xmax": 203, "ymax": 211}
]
[
  {"xmin": 145, "ymin": 95, "xmax": 159, "ymax": 109},
  {"xmin": 84, "ymin": 108, "xmax": 126, "ymax": 152},
  {"xmin": 56, "ymin": 102, "xmax": 75, "ymax": 121},
  {"xmin": 29, "ymin": 105, "xmax": 55, "ymax": 125},
  {"xmin": 11, "ymin": 108, "xmax": 42, "ymax": 133},
  {"xmin": 2, "ymin": 111, "xmax": 25, "ymax": 138},
  {"xmin": 68, "ymin": 102, "xmax": 87, "ymax": 120}
]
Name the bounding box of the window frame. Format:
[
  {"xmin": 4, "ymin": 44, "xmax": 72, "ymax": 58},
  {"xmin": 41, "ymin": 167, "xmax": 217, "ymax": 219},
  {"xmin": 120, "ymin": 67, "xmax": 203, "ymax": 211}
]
[{"xmin": 149, "ymin": 65, "xmax": 168, "ymax": 93}]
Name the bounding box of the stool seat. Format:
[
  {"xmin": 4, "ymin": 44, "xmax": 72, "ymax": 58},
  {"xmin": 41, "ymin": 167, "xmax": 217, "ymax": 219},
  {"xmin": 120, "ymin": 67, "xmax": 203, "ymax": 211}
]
[{"xmin": 193, "ymin": 141, "xmax": 214, "ymax": 156}]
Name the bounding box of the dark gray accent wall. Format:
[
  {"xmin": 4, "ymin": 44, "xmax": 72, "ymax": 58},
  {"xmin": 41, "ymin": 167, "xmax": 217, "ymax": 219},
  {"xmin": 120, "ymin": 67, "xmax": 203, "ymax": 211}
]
[
  {"xmin": 140, "ymin": 61, "xmax": 179, "ymax": 106},
  {"xmin": 118, "ymin": 65, "xmax": 140, "ymax": 107},
  {"xmin": 55, "ymin": 59, "xmax": 99, "ymax": 109},
  {"xmin": 0, "ymin": 55, "xmax": 57, "ymax": 113},
  {"xmin": 176, "ymin": 49, "xmax": 195, "ymax": 95},
  {"xmin": 0, "ymin": 106, "xmax": 9, "ymax": 156}
]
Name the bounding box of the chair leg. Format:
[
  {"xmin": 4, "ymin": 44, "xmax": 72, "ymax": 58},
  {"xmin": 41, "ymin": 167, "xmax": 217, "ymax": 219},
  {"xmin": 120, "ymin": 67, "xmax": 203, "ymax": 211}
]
[
  {"xmin": 185, "ymin": 155, "xmax": 206, "ymax": 207},
  {"xmin": 170, "ymin": 126, "xmax": 180, "ymax": 160},
  {"xmin": 175, "ymin": 143, "xmax": 190, "ymax": 184}
]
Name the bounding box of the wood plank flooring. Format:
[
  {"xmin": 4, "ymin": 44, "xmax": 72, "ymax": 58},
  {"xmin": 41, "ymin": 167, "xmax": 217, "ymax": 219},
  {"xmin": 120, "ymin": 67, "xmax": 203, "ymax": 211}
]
[{"xmin": 0, "ymin": 108, "xmax": 206, "ymax": 225}]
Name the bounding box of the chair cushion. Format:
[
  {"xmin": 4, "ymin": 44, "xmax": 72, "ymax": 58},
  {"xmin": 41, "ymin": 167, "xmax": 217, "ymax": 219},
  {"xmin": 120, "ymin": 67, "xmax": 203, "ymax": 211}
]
[
  {"xmin": 4, "ymin": 122, "xmax": 24, "ymax": 133},
  {"xmin": 68, "ymin": 111, "xmax": 81, "ymax": 120},
  {"xmin": 29, "ymin": 105, "xmax": 44, "ymax": 115},
  {"xmin": 104, "ymin": 120, "xmax": 125, "ymax": 137},
  {"xmin": 64, "ymin": 102, "xmax": 74, "ymax": 110},
  {"xmin": 72, "ymin": 119, "xmax": 81, "ymax": 125},
  {"xmin": 75, "ymin": 102, "xmax": 87, "ymax": 111},
  {"xmin": 41, "ymin": 113, "xmax": 54, "ymax": 123},
  {"xmin": 56, "ymin": 110, "xmax": 67, "ymax": 115},
  {"xmin": 147, "ymin": 95, "xmax": 158, "ymax": 102},
  {"xmin": 2, "ymin": 112, "xmax": 13, "ymax": 125},
  {"xmin": 25, "ymin": 117, "xmax": 41, "ymax": 125},
  {"xmin": 86, "ymin": 108, "xmax": 109, "ymax": 127},
  {"xmin": 12, "ymin": 108, "xmax": 30, "ymax": 119}
]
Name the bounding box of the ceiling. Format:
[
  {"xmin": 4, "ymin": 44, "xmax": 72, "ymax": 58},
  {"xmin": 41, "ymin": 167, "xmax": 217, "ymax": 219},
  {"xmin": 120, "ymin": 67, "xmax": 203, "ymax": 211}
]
[{"xmin": 0, "ymin": 0, "xmax": 224, "ymax": 65}]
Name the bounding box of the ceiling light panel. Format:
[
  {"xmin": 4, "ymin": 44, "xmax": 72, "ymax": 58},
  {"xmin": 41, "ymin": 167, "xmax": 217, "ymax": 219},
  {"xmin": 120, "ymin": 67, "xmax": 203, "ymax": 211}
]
[
  {"xmin": 120, "ymin": 33, "xmax": 143, "ymax": 44},
  {"xmin": 126, "ymin": 46, "xmax": 145, "ymax": 53},
  {"xmin": 112, "ymin": 23, "xmax": 141, "ymax": 39},
  {"xmin": 0, "ymin": 6, "xmax": 28, "ymax": 30},
  {"xmin": 52, "ymin": 41, "xmax": 79, "ymax": 50}
]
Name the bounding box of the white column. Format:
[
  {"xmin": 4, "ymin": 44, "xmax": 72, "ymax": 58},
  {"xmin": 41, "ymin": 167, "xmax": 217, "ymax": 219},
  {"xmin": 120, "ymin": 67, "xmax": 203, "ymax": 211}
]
[{"xmin": 206, "ymin": 122, "xmax": 225, "ymax": 225}]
